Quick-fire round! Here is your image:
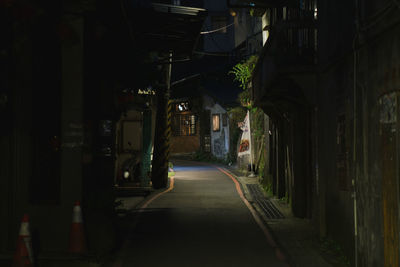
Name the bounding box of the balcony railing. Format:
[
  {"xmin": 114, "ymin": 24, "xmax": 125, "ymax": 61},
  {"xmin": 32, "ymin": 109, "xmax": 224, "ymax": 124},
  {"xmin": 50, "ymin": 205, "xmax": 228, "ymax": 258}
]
[
  {"xmin": 252, "ymin": 13, "xmax": 317, "ymax": 103},
  {"xmin": 270, "ymin": 18, "xmax": 317, "ymax": 66}
]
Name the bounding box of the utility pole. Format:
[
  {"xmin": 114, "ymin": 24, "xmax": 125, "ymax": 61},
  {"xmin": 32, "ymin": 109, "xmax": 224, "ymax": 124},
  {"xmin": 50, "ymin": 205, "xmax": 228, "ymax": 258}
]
[{"xmin": 151, "ymin": 52, "xmax": 173, "ymax": 188}]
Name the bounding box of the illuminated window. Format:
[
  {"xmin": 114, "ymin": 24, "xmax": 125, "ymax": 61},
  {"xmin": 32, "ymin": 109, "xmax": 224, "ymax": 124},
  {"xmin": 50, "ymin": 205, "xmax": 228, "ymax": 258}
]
[
  {"xmin": 173, "ymin": 114, "xmax": 196, "ymax": 136},
  {"xmin": 212, "ymin": 114, "xmax": 220, "ymax": 132}
]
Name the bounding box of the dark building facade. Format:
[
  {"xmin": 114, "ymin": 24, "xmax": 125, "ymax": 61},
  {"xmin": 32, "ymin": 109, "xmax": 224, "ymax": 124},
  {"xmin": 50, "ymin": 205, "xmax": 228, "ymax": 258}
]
[
  {"xmin": 0, "ymin": 1, "xmax": 206, "ymax": 265},
  {"xmin": 252, "ymin": 0, "xmax": 400, "ymax": 266},
  {"xmin": 318, "ymin": 1, "xmax": 400, "ymax": 266}
]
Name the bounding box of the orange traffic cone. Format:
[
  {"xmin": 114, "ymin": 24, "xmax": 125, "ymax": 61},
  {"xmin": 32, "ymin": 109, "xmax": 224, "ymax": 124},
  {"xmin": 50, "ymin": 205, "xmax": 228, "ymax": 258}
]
[
  {"xmin": 13, "ymin": 214, "xmax": 34, "ymax": 267},
  {"xmin": 69, "ymin": 201, "xmax": 87, "ymax": 254}
]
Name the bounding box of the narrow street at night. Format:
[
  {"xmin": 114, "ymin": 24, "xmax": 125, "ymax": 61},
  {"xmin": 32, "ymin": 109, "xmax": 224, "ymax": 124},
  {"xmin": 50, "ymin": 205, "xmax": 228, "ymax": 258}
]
[
  {"xmin": 109, "ymin": 160, "xmax": 342, "ymax": 267},
  {"xmin": 1, "ymin": 0, "xmax": 400, "ymax": 267},
  {"xmin": 112, "ymin": 160, "xmax": 288, "ymax": 267}
]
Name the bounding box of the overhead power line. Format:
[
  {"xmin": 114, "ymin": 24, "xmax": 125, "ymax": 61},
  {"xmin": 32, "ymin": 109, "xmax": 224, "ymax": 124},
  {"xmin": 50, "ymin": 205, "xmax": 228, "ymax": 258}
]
[
  {"xmin": 200, "ymin": 22, "xmax": 235, "ymax": 34},
  {"xmin": 193, "ymin": 51, "xmax": 231, "ymax": 57}
]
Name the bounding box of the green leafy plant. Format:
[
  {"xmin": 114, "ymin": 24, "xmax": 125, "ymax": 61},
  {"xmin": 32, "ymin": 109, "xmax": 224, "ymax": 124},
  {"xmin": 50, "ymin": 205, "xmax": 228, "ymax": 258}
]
[
  {"xmin": 251, "ymin": 107, "xmax": 265, "ymax": 138},
  {"xmin": 261, "ymin": 180, "xmax": 273, "ymax": 197},
  {"xmin": 228, "ymin": 55, "xmax": 258, "ymax": 91},
  {"xmin": 229, "ymin": 64, "xmax": 251, "ymax": 90},
  {"xmin": 228, "ymin": 56, "xmax": 268, "ymax": 175},
  {"xmin": 227, "ymin": 106, "xmax": 247, "ymax": 163},
  {"xmin": 279, "ymin": 195, "xmax": 289, "ymax": 204}
]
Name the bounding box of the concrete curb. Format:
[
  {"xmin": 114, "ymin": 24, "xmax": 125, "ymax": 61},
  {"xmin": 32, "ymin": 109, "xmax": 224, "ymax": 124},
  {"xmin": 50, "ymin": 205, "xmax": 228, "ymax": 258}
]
[
  {"xmin": 223, "ymin": 166, "xmax": 339, "ymax": 267},
  {"xmin": 102, "ymin": 177, "xmax": 175, "ymax": 267},
  {"xmin": 219, "ymin": 167, "xmax": 295, "ymax": 267}
]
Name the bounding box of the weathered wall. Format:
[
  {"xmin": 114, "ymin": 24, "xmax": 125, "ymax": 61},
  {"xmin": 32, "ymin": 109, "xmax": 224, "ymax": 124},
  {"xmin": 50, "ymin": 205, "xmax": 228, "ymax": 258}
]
[
  {"xmin": 0, "ymin": 14, "xmax": 36, "ymax": 254},
  {"xmin": 317, "ymin": 0, "xmax": 358, "ymax": 263},
  {"xmin": 252, "ymin": 0, "xmax": 399, "ymax": 265},
  {"xmin": 233, "ymin": 8, "xmax": 263, "ymax": 54},
  {"xmin": 204, "ymin": 97, "xmax": 230, "ymax": 158},
  {"xmin": 114, "ymin": 110, "xmax": 142, "ymax": 183},
  {"xmin": 318, "ymin": 62, "xmax": 356, "ymax": 263},
  {"xmin": 0, "ymin": 12, "xmax": 86, "ymax": 258},
  {"xmin": 355, "ymin": 18, "xmax": 400, "ymax": 267},
  {"xmin": 170, "ymin": 135, "xmax": 201, "ymax": 154},
  {"xmin": 318, "ymin": 0, "xmax": 400, "ymax": 265},
  {"xmin": 170, "ymin": 106, "xmax": 201, "ymax": 155},
  {"xmin": 0, "ymin": 6, "xmax": 13, "ymax": 257}
]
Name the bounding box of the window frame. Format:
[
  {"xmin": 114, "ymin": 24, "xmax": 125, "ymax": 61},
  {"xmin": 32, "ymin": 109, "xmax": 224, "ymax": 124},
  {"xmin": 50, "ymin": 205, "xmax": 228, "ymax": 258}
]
[
  {"xmin": 173, "ymin": 113, "xmax": 197, "ymax": 136},
  {"xmin": 212, "ymin": 114, "xmax": 220, "ymax": 132}
]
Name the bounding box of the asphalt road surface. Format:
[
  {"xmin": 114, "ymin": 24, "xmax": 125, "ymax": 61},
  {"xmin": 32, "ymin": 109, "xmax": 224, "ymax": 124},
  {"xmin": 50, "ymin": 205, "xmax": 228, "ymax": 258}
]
[{"xmin": 115, "ymin": 160, "xmax": 288, "ymax": 267}]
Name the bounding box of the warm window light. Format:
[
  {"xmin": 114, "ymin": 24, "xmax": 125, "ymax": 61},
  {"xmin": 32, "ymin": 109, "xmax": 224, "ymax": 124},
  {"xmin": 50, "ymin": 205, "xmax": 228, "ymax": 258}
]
[
  {"xmin": 173, "ymin": 114, "xmax": 196, "ymax": 136},
  {"xmin": 213, "ymin": 114, "xmax": 220, "ymax": 132}
]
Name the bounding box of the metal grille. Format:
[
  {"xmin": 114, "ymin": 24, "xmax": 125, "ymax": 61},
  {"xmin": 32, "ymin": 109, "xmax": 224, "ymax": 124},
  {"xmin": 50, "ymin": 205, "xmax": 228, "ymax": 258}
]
[
  {"xmin": 173, "ymin": 114, "xmax": 196, "ymax": 136},
  {"xmin": 204, "ymin": 135, "xmax": 211, "ymax": 152},
  {"xmin": 247, "ymin": 184, "xmax": 284, "ymax": 219}
]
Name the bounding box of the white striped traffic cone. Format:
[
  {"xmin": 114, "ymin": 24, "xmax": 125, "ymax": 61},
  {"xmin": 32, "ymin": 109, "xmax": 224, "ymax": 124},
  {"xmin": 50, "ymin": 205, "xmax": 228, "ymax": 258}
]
[
  {"xmin": 69, "ymin": 201, "xmax": 87, "ymax": 254},
  {"xmin": 13, "ymin": 214, "xmax": 34, "ymax": 267}
]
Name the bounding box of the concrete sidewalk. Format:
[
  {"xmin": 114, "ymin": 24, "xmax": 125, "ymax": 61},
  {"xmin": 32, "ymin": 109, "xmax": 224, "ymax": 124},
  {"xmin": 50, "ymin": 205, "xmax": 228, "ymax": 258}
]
[{"xmin": 224, "ymin": 165, "xmax": 351, "ymax": 267}]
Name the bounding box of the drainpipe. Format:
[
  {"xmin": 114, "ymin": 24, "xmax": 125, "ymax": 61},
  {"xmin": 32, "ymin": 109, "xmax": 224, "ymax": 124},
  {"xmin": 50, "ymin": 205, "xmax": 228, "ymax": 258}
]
[{"xmin": 353, "ymin": 0, "xmax": 359, "ymax": 266}]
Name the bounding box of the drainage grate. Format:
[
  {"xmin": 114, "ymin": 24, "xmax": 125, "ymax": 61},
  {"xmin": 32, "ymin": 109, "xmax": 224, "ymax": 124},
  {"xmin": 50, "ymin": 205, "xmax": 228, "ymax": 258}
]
[{"xmin": 246, "ymin": 184, "xmax": 284, "ymax": 219}]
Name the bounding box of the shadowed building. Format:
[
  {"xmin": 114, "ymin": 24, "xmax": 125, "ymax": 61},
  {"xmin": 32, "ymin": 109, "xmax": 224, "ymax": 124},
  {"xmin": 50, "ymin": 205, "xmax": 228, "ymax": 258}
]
[
  {"xmin": 0, "ymin": 0, "xmax": 206, "ymax": 264},
  {"xmin": 250, "ymin": 0, "xmax": 400, "ymax": 266},
  {"xmin": 170, "ymin": 76, "xmax": 230, "ymax": 159}
]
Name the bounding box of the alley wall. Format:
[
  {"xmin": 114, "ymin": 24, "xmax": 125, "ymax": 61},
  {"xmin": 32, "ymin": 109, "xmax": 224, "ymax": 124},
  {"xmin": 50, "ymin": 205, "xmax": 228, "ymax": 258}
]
[{"xmin": 318, "ymin": 0, "xmax": 400, "ymax": 265}]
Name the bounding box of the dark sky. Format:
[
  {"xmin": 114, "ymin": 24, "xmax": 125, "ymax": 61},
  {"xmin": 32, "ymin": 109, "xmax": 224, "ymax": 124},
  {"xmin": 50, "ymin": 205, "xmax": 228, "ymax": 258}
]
[{"xmin": 171, "ymin": 53, "xmax": 243, "ymax": 106}]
